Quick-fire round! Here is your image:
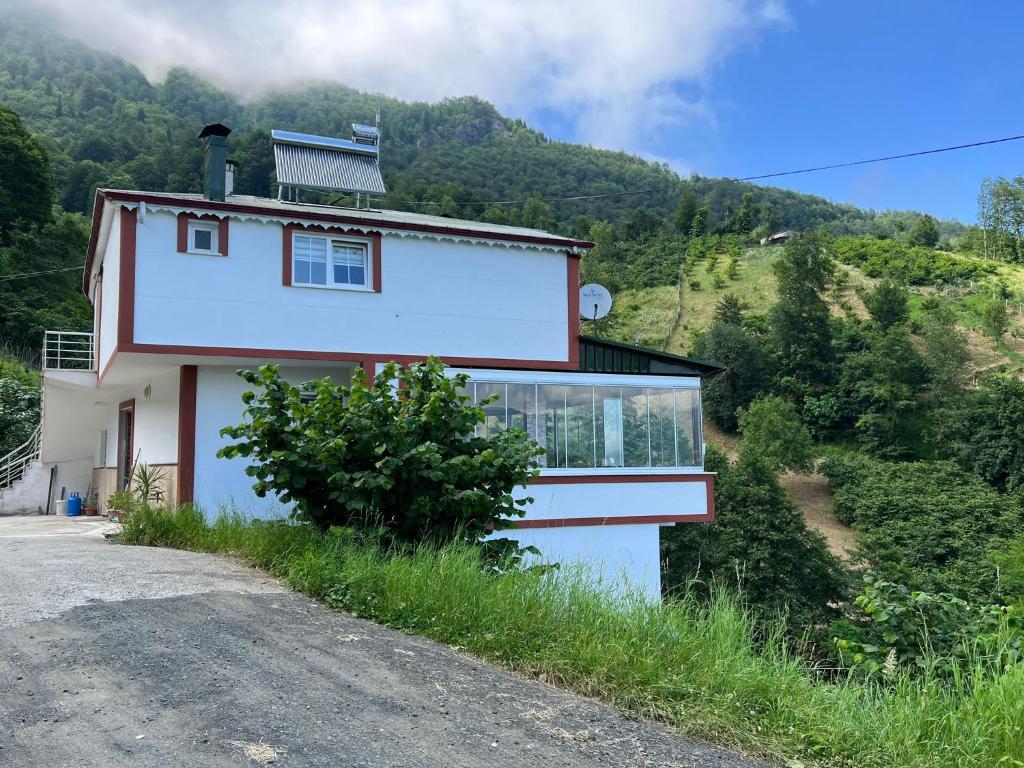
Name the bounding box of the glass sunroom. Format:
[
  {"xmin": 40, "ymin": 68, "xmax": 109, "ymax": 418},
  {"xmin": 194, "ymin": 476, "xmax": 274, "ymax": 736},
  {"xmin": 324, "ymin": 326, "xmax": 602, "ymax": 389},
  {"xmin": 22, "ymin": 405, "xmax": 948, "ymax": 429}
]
[{"xmin": 451, "ymin": 369, "xmax": 704, "ymax": 474}]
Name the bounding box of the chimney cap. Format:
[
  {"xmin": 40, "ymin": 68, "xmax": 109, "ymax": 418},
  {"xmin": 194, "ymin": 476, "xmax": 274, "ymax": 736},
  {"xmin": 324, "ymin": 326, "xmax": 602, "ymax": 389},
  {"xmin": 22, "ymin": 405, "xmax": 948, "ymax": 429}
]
[{"xmin": 198, "ymin": 122, "xmax": 232, "ymax": 140}]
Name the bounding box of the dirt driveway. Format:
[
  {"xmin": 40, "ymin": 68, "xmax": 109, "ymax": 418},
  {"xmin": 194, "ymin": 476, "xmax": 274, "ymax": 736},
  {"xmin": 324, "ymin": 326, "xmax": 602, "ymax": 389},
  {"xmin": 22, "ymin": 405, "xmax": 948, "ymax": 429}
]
[{"xmin": 0, "ymin": 515, "xmax": 763, "ymax": 768}]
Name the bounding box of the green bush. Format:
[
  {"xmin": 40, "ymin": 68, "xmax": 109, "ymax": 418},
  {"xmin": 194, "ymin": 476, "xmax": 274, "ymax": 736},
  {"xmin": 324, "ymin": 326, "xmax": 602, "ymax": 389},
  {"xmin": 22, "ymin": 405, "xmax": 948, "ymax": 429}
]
[
  {"xmin": 835, "ymin": 575, "xmax": 1023, "ymax": 680},
  {"xmin": 822, "ymin": 458, "xmax": 1024, "ymax": 601},
  {"xmin": 218, "ymin": 358, "xmax": 542, "ymax": 546},
  {"xmin": 830, "ymin": 237, "xmax": 994, "ymax": 285}
]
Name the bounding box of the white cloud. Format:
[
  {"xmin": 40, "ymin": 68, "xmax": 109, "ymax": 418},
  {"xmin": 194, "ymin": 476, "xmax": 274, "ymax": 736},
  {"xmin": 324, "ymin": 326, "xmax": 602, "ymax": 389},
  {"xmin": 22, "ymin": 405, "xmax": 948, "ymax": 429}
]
[{"xmin": 15, "ymin": 0, "xmax": 787, "ymax": 152}]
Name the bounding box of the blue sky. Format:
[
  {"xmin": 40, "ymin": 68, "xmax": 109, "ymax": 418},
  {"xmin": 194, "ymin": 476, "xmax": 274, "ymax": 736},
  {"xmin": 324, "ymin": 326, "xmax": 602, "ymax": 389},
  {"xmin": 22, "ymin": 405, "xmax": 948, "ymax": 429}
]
[
  {"xmin": 29, "ymin": 0, "xmax": 1024, "ymax": 223},
  {"xmin": 625, "ymin": 2, "xmax": 1024, "ymax": 223}
]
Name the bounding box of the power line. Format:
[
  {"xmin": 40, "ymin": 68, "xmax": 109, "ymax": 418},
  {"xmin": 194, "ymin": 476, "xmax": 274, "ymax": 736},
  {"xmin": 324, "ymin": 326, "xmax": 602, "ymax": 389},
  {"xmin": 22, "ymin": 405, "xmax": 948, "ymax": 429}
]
[
  {"xmin": 0, "ymin": 265, "xmax": 83, "ymax": 282},
  {"xmin": 377, "ymin": 132, "xmax": 1024, "ymax": 210}
]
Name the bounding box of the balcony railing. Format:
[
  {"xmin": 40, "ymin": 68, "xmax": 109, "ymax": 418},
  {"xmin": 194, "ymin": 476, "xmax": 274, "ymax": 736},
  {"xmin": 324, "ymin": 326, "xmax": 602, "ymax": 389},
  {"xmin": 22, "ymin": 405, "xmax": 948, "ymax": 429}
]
[{"xmin": 43, "ymin": 331, "xmax": 95, "ymax": 371}]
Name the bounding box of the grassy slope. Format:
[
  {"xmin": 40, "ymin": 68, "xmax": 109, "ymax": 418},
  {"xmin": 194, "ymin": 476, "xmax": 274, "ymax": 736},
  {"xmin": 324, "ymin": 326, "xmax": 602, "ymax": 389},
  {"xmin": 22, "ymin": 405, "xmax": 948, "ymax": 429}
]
[{"xmin": 119, "ymin": 508, "xmax": 1024, "ymax": 768}]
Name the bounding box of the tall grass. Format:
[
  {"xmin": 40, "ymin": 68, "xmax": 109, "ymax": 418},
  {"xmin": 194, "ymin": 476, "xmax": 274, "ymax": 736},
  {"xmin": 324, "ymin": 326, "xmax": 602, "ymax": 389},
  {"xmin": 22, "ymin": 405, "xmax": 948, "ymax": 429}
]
[{"xmin": 120, "ymin": 507, "xmax": 1024, "ymax": 767}]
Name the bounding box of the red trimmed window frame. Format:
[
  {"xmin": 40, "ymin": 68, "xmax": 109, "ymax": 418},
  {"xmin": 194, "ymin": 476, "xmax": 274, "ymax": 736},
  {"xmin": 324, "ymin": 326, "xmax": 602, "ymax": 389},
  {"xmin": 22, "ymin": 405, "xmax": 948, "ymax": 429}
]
[
  {"xmin": 282, "ymin": 222, "xmax": 382, "ymax": 293},
  {"xmin": 177, "ymin": 212, "xmax": 229, "ymax": 256}
]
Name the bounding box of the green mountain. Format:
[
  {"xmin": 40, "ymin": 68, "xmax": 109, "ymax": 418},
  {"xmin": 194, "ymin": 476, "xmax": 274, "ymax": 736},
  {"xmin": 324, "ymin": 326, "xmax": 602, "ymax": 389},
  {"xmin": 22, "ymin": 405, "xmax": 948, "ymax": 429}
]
[{"xmin": 0, "ymin": 14, "xmax": 959, "ymax": 238}]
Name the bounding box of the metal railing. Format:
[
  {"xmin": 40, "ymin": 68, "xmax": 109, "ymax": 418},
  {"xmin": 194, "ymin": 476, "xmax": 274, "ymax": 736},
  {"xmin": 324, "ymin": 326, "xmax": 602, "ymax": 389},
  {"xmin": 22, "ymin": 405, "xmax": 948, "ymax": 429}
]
[
  {"xmin": 0, "ymin": 424, "xmax": 41, "ymax": 491},
  {"xmin": 43, "ymin": 331, "xmax": 95, "ymax": 371}
]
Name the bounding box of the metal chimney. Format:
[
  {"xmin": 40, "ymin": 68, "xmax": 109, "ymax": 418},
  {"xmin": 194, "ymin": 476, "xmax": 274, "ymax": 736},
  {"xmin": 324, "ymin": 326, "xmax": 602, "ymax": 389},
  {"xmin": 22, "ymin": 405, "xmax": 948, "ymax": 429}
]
[{"xmin": 198, "ymin": 123, "xmax": 232, "ymax": 201}]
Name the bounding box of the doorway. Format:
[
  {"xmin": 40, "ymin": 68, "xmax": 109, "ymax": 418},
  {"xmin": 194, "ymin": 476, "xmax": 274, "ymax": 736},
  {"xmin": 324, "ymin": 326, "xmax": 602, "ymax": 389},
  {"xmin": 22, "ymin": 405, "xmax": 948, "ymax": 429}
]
[{"xmin": 117, "ymin": 399, "xmax": 135, "ymax": 490}]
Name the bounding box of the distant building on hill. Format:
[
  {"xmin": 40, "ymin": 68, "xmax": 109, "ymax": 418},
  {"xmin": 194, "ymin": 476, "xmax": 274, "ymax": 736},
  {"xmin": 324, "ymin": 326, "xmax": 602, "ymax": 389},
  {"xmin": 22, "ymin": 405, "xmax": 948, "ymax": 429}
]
[{"xmin": 759, "ymin": 229, "xmax": 795, "ymax": 246}]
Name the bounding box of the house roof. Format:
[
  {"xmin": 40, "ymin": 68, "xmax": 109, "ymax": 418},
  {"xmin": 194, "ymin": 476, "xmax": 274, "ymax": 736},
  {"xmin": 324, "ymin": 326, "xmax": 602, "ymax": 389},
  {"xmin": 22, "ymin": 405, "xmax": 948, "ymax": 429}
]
[
  {"xmin": 578, "ymin": 335, "xmax": 725, "ymax": 377},
  {"xmin": 84, "ymin": 189, "xmax": 593, "ymax": 293}
]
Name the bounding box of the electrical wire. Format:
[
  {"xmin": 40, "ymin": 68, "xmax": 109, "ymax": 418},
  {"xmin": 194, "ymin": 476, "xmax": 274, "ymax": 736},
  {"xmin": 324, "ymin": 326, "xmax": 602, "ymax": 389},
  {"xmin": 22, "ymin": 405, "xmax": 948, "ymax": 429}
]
[
  {"xmin": 376, "ymin": 132, "xmax": 1024, "ymax": 210},
  {"xmin": 0, "ymin": 265, "xmax": 83, "ymax": 282}
]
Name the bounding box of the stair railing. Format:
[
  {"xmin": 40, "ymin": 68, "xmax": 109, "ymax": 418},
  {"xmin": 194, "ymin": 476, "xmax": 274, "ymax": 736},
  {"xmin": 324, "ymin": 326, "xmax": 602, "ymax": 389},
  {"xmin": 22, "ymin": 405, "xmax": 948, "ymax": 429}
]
[{"xmin": 0, "ymin": 424, "xmax": 42, "ymax": 491}]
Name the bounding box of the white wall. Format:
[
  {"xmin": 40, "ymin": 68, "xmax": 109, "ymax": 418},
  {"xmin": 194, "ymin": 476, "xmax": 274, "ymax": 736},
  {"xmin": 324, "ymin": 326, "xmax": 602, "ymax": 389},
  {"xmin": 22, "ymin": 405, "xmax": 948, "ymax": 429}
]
[
  {"xmin": 97, "ymin": 207, "xmax": 120, "ymax": 373},
  {"xmin": 493, "ymin": 523, "xmax": 664, "ymax": 600},
  {"xmin": 523, "ymin": 480, "xmax": 709, "ymax": 522},
  {"xmin": 96, "ymin": 368, "xmax": 180, "ymax": 468},
  {"xmin": 132, "ymin": 212, "xmax": 570, "ymax": 362},
  {"xmin": 193, "ymin": 364, "xmax": 354, "ymax": 516}
]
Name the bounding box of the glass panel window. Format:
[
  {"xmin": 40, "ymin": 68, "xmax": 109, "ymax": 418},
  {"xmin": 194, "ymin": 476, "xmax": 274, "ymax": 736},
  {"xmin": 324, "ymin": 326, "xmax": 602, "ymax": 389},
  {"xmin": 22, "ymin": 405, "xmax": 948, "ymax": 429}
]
[
  {"xmin": 189, "ymin": 222, "xmax": 218, "ymax": 254},
  {"xmin": 538, "ymin": 384, "xmax": 566, "ymax": 468},
  {"xmin": 475, "ymin": 382, "xmax": 506, "ymax": 438},
  {"xmin": 332, "ymin": 242, "xmax": 368, "ymax": 287},
  {"xmin": 649, "ymin": 388, "xmax": 676, "ymax": 467},
  {"xmin": 565, "ymin": 385, "xmax": 595, "ymax": 468},
  {"xmin": 674, "ymin": 388, "xmax": 702, "ymax": 466},
  {"xmin": 293, "ymin": 234, "xmax": 328, "ymax": 286},
  {"xmin": 621, "ymin": 387, "xmax": 650, "ymax": 467},
  {"xmin": 506, "ymin": 383, "xmax": 536, "ymax": 439},
  {"xmin": 594, "ymin": 386, "xmax": 623, "ymax": 467}
]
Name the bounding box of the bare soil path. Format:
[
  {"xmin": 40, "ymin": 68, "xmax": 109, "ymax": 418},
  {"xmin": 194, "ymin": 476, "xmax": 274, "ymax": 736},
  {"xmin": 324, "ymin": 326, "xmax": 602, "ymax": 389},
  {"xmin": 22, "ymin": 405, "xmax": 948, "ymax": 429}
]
[{"xmin": 0, "ymin": 516, "xmax": 764, "ymax": 768}]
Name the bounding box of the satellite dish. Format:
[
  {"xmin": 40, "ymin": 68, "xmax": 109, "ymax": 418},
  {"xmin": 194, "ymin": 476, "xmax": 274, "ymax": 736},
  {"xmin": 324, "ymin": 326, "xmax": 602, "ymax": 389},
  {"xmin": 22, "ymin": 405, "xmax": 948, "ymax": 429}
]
[{"xmin": 580, "ymin": 283, "xmax": 613, "ymax": 320}]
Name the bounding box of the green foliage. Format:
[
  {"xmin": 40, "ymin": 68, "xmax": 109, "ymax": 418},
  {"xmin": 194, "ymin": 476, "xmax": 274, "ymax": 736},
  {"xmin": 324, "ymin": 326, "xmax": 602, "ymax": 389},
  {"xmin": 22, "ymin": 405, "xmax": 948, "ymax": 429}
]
[
  {"xmin": 770, "ymin": 231, "xmax": 835, "ymax": 389},
  {"xmin": 0, "ymin": 357, "xmax": 39, "ymax": 456},
  {"xmin": 838, "ymin": 327, "xmax": 931, "ymax": 458},
  {"xmin": 713, "ymin": 294, "xmax": 745, "ymax": 325},
  {"xmin": 131, "ymin": 463, "xmax": 167, "ymax": 506},
  {"xmin": 979, "ymin": 297, "xmax": 1010, "ymax": 340},
  {"xmin": 831, "ymin": 236, "xmax": 994, "ymax": 285},
  {"xmin": 662, "ymin": 445, "xmax": 849, "ymax": 630},
  {"xmin": 822, "ymin": 457, "xmax": 1024, "ymax": 602},
  {"xmin": 863, "ymin": 279, "xmax": 909, "ymax": 330},
  {"xmin": 693, "ymin": 322, "xmax": 769, "ymax": 431},
  {"xmin": 835, "ymin": 575, "xmax": 1023, "ymax": 680},
  {"xmin": 906, "ymin": 215, "xmax": 939, "ymax": 248},
  {"xmin": 218, "ymin": 358, "xmax": 542, "ymax": 545},
  {"xmin": 934, "ymin": 377, "xmax": 1024, "ymax": 492},
  {"xmin": 737, "ymin": 395, "xmax": 814, "ymax": 474},
  {"xmin": 0, "ymin": 105, "xmax": 52, "ymax": 237}
]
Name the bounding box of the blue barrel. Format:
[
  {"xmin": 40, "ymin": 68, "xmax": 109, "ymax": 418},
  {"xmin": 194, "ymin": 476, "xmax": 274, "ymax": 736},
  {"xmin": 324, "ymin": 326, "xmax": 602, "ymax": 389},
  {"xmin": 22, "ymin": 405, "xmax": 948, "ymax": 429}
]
[{"xmin": 66, "ymin": 493, "xmax": 82, "ymax": 517}]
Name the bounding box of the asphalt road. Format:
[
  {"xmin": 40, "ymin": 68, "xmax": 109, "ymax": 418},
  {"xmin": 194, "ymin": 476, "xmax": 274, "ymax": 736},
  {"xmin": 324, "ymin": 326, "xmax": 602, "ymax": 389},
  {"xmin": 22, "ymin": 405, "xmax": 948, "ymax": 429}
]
[{"xmin": 0, "ymin": 516, "xmax": 764, "ymax": 768}]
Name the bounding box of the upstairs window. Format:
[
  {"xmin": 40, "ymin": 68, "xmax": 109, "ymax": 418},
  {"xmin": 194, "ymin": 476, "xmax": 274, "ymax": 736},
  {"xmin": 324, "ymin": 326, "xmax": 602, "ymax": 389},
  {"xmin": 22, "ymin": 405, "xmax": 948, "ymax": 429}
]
[
  {"xmin": 292, "ymin": 233, "xmax": 369, "ymax": 290},
  {"xmin": 188, "ymin": 220, "xmax": 220, "ymax": 255}
]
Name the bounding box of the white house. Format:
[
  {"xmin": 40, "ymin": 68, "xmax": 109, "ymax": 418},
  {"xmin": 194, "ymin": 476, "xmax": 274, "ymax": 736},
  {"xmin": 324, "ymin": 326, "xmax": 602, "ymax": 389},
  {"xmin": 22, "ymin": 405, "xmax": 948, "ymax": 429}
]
[{"xmin": 5, "ymin": 122, "xmax": 722, "ymax": 597}]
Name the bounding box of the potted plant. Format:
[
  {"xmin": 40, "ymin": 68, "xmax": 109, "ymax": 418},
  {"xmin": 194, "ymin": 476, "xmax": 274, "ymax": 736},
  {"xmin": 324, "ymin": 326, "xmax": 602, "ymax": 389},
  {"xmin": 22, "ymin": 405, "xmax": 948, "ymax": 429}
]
[
  {"xmin": 106, "ymin": 489, "xmax": 135, "ymax": 524},
  {"xmin": 83, "ymin": 486, "xmax": 98, "ymax": 516}
]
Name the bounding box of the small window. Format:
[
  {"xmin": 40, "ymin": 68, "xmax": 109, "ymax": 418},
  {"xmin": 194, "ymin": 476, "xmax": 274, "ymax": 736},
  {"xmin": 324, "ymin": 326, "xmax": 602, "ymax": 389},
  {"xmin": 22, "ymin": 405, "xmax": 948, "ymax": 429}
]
[
  {"xmin": 293, "ymin": 233, "xmax": 369, "ymax": 289},
  {"xmin": 188, "ymin": 221, "xmax": 219, "ymax": 254}
]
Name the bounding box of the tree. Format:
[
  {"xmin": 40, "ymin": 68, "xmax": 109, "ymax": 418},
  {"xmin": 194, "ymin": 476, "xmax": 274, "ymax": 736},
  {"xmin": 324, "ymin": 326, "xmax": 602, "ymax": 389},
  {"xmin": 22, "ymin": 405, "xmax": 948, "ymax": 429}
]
[
  {"xmin": 0, "ymin": 359, "xmax": 40, "ymax": 457},
  {"xmin": 737, "ymin": 395, "xmax": 814, "ymax": 474},
  {"xmin": 907, "ymin": 214, "xmax": 939, "ymax": 248},
  {"xmin": 661, "ymin": 445, "xmax": 848, "ymax": 630},
  {"xmin": 0, "ymin": 106, "xmax": 53, "ymax": 238},
  {"xmin": 690, "ymin": 205, "xmax": 709, "ymax": 238},
  {"xmin": 622, "ymin": 207, "xmax": 662, "ymax": 240},
  {"xmin": 770, "ymin": 232, "xmax": 835, "ymax": 389},
  {"xmin": 713, "ymin": 294, "xmax": 745, "ymax": 326},
  {"xmin": 693, "ymin": 322, "xmax": 770, "ymax": 431},
  {"xmin": 980, "ymin": 298, "xmax": 1009, "ymax": 341},
  {"xmin": 673, "ymin": 190, "xmax": 698, "ymax": 234},
  {"xmin": 919, "ymin": 300, "xmax": 970, "ymax": 404},
  {"xmin": 218, "ymin": 359, "xmax": 542, "ymax": 546},
  {"xmin": 863, "ymin": 279, "xmax": 909, "ymax": 330},
  {"xmin": 521, "ymin": 194, "xmax": 555, "ymax": 231}
]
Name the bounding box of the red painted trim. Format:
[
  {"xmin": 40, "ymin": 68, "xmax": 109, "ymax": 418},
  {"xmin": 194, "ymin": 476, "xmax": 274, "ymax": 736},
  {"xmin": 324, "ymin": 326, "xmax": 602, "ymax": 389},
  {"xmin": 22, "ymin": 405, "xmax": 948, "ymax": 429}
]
[
  {"xmin": 117, "ymin": 207, "xmax": 137, "ymax": 346},
  {"xmin": 176, "ymin": 212, "xmax": 189, "ymax": 253},
  {"xmin": 82, "ymin": 192, "xmax": 107, "ymax": 294},
  {"xmin": 117, "ymin": 342, "xmax": 579, "ymax": 370},
  {"xmin": 99, "ymin": 190, "xmax": 594, "ymax": 249},
  {"xmin": 513, "ymin": 513, "xmax": 713, "ymax": 529},
  {"xmin": 371, "ymin": 231, "xmax": 382, "ymax": 293},
  {"xmin": 567, "ymin": 254, "xmax": 580, "ymax": 367},
  {"xmin": 218, "ymin": 217, "xmax": 230, "ymax": 257},
  {"xmin": 94, "ymin": 274, "xmax": 102, "ymax": 371},
  {"xmin": 360, "ymin": 360, "xmax": 377, "ymax": 379},
  {"xmin": 118, "ymin": 398, "xmax": 135, "ymax": 480},
  {"xmin": 177, "ymin": 365, "xmax": 198, "ymax": 507},
  {"xmin": 282, "ymin": 224, "xmax": 294, "ymax": 285},
  {"xmin": 178, "ymin": 212, "xmax": 228, "ymax": 256}
]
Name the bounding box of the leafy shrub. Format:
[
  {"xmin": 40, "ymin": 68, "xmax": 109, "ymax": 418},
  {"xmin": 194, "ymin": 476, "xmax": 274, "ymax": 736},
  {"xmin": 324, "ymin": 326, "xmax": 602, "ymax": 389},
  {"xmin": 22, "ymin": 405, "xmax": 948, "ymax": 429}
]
[
  {"xmin": 737, "ymin": 394, "xmax": 813, "ymax": 474},
  {"xmin": 0, "ymin": 358, "xmax": 39, "ymax": 456},
  {"xmin": 831, "ymin": 237, "xmax": 994, "ymax": 285},
  {"xmin": 823, "ymin": 458, "xmax": 1024, "ymax": 601},
  {"xmin": 688, "ymin": 278, "xmax": 702, "ymax": 291},
  {"xmin": 218, "ymin": 358, "xmax": 542, "ymax": 546},
  {"xmin": 693, "ymin": 321, "xmax": 770, "ymax": 432},
  {"xmin": 835, "ymin": 575, "xmax": 1023, "ymax": 680}
]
